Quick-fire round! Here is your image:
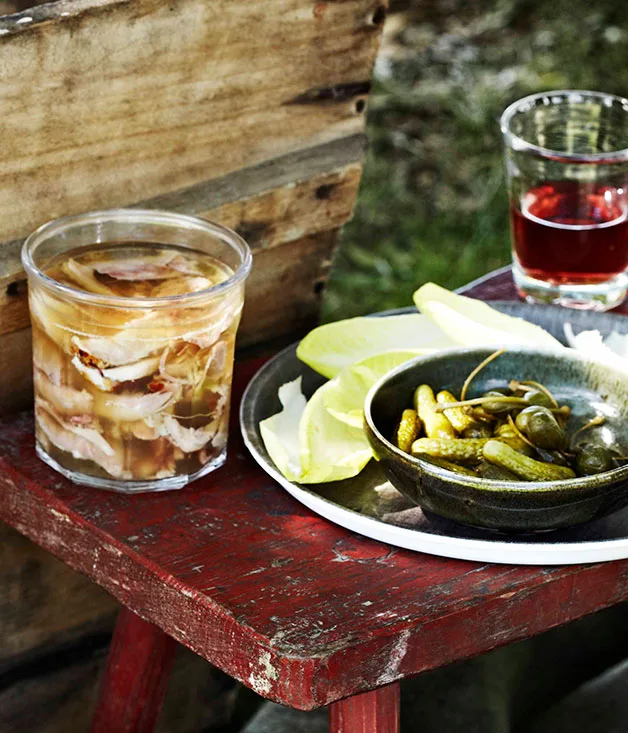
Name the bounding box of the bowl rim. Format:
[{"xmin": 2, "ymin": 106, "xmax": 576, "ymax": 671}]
[{"xmin": 364, "ymin": 345, "xmax": 628, "ymax": 494}]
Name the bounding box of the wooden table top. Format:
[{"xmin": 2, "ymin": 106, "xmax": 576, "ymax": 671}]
[{"xmin": 1, "ymin": 267, "xmax": 627, "ymax": 711}]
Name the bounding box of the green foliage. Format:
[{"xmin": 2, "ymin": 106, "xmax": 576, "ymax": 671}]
[{"xmin": 322, "ymin": 0, "xmax": 628, "ymax": 321}]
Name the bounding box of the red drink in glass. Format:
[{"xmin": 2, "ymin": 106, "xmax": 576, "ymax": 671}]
[
  {"xmin": 501, "ymin": 90, "xmax": 628, "ymax": 310},
  {"xmin": 511, "ymin": 182, "xmax": 628, "ymax": 285}
]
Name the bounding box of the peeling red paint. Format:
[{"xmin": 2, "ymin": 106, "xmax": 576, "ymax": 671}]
[{"xmin": 0, "ymin": 271, "xmax": 627, "ymax": 715}]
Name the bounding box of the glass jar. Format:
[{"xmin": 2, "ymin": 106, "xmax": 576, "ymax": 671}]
[{"xmin": 22, "ymin": 209, "xmax": 252, "ymax": 493}]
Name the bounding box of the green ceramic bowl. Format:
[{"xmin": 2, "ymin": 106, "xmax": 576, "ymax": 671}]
[{"xmin": 364, "ymin": 347, "xmax": 628, "ymax": 532}]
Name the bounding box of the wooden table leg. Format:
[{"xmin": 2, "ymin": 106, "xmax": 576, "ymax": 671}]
[
  {"xmin": 328, "ymin": 683, "xmax": 400, "ymax": 733},
  {"xmin": 91, "ymin": 607, "xmax": 177, "ymax": 733}
]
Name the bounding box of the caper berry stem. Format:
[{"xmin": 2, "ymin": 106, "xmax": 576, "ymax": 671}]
[
  {"xmin": 460, "ymin": 349, "xmax": 505, "ymax": 401},
  {"xmin": 508, "ymin": 380, "xmax": 534, "ymax": 394},
  {"xmin": 519, "ymin": 380, "xmax": 558, "ymax": 408},
  {"xmin": 435, "ymin": 396, "xmax": 533, "ymax": 412},
  {"xmin": 571, "ymin": 415, "xmax": 606, "ymax": 442},
  {"xmin": 506, "ymin": 413, "xmax": 536, "ymax": 450}
]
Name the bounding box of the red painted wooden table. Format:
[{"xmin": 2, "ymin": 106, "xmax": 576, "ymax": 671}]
[{"xmin": 1, "ymin": 268, "xmax": 628, "ymax": 733}]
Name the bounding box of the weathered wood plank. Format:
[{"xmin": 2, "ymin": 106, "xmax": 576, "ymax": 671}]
[
  {"xmin": 0, "ymin": 328, "xmax": 33, "ymax": 413},
  {"xmin": 2, "ymin": 356, "xmax": 628, "ymax": 710},
  {"xmin": 206, "ymin": 164, "xmax": 361, "ymax": 249},
  {"xmin": 0, "ymin": 523, "xmax": 117, "ymax": 670},
  {"xmin": 0, "ymin": 0, "xmax": 383, "ymax": 244},
  {"xmin": 0, "ymin": 162, "xmax": 360, "ymax": 339},
  {"xmin": 0, "ymin": 262, "xmax": 27, "ymax": 338},
  {"xmin": 238, "ymin": 230, "xmax": 337, "ymax": 346},
  {"xmin": 0, "ymin": 228, "xmax": 337, "ymax": 412},
  {"xmin": 138, "ymin": 135, "xmax": 367, "ymax": 216}
]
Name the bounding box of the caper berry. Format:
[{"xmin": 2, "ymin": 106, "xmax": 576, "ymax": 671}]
[
  {"xmin": 515, "ymin": 406, "xmax": 565, "ymax": 451},
  {"xmin": 575, "ymin": 445, "xmax": 615, "ymax": 476},
  {"xmin": 463, "ymin": 423, "xmax": 493, "ymax": 439},
  {"xmin": 523, "ymin": 390, "xmax": 554, "ymax": 409},
  {"xmin": 481, "ymin": 390, "xmax": 514, "ymax": 415}
]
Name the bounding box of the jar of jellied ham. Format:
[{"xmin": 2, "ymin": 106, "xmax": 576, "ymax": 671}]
[{"xmin": 21, "ymin": 210, "xmax": 251, "ymax": 493}]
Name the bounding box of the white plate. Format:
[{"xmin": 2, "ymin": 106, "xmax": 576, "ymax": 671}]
[{"xmin": 240, "ymin": 303, "xmax": 628, "ymax": 565}]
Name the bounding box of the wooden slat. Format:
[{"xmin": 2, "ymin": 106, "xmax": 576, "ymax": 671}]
[
  {"xmin": 206, "ymin": 164, "xmax": 361, "ymax": 249},
  {"xmin": 0, "ymin": 228, "xmax": 338, "ymax": 411},
  {"xmin": 0, "ymin": 0, "xmax": 384, "ymax": 244},
  {"xmin": 0, "ymin": 162, "xmax": 361, "ymax": 338},
  {"xmin": 239, "ymin": 229, "xmax": 338, "ymax": 346},
  {"xmin": 0, "ymin": 524, "xmax": 116, "ymax": 670},
  {"xmin": 138, "ymin": 135, "xmax": 367, "ymax": 216},
  {"xmin": 0, "ymin": 327, "xmax": 33, "ymax": 413}
]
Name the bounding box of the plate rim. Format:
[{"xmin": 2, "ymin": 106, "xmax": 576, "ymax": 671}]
[{"xmin": 239, "ymin": 302, "xmax": 628, "ymax": 565}]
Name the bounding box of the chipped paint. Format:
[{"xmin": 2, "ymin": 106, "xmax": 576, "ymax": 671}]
[
  {"xmin": 50, "ymin": 508, "xmax": 71, "ymax": 523},
  {"xmin": 376, "ymin": 629, "xmax": 411, "ymax": 685},
  {"xmin": 91, "ymin": 547, "xmax": 101, "ymax": 572},
  {"xmin": 248, "ymin": 650, "xmax": 278, "ymax": 695}
]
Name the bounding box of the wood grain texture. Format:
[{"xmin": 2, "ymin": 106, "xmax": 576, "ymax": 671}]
[
  {"xmin": 0, "ymin": 162, "xmax": 361, "ymax": 339},
  {"xmin": 203, "ymin": 164, "xmax": 362, "ymax": 251},
  {"xmin": 2, "ymin": 349, "xmax": 628, "ymax": 711},
  {"xmin": 238, "ymin": 230, "xmax": 338, "ymax": 347},
  {"xmin": 0, "ymin": 227, "xmax": 336, "ymax": 412},
  {"xmin": 0, "ymin": 327, "xmax": 33, "ymax": 413},
  {"xmin": 329, "ymin": 684, "xmax": 400, "ymax": 733},
  {"xmin": 0, "ymin": 523, "xmax": 117, "ymax": 670},
  {"xmin": 91, "ymin": 609, "xmax": 177, "ymax": 733},
  {"xmin": 0, "ymin": 0, "xmax": 383, "ymax": 244}
]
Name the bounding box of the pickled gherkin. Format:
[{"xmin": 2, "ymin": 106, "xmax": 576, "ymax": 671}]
[
  {"xmin": 392, "ymin": 350, "xmax": 624, "ymax": 482},
  {"xmin": 436, "ymin": 390, "xmax": 475, "ymax": 432},
  {"xmin": 396, "ymin": 409, "xmax": 420, "ymax": 453},
  {"xmin": 411, "ymin": 438, "xmax": 489, "ymax": 464},
  {"xmin": 414, "ymin": 385, "xmax": 456, "ymax": 439},
  {"xmin": 483, "ymin": 441, "xmax": 576, "ymax": 481}
]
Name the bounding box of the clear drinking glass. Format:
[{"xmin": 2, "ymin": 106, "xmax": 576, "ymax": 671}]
[
  {"xmin": 500, "ymin": 90, "xmax": 628, "ymax": 310},
  {"xmin": 22, "ymin": 209, "xmax": 252, "ymax": 493}
]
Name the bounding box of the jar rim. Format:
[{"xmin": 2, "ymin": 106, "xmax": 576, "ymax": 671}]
[
  {"xmin": 21, "ymin": 208, "xmax": 253, "ymax": 308},
  {"xmin": 500, "ymin": 90, "xmax": 628, "ymax": 164}
]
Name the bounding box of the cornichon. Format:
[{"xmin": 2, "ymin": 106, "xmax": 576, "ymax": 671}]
[
  {"xmin": 411, "ymin": 438, "xmax": 489, "ymax": 463},
  {"xmin": 483, "ymin": 440, "xmax": 576, "ymax": 481},
  {"xmin": 396, "ymin": 409, "xmax": 420, "ymax": 453},
  {"xmin": 479, "ymin": 460, "xmax": 519, "ymax": 481},
  {"xmin": 423, "ymin": 456, "xmax": 477, "ymax": 476},
  {"xmin": 414, "ymin": 385, "xmax": 456, "ymax": 439},
  {"xmin": 493, "ymin": 423, "xmax": 534, "ymax": 456},
  {"xmin": 436, "ymin": 390, "xmax": 476, "ymax": 432},
  {"xmin": 393, "ymin": 351, "xmax": 624, "ymax": 481}
]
